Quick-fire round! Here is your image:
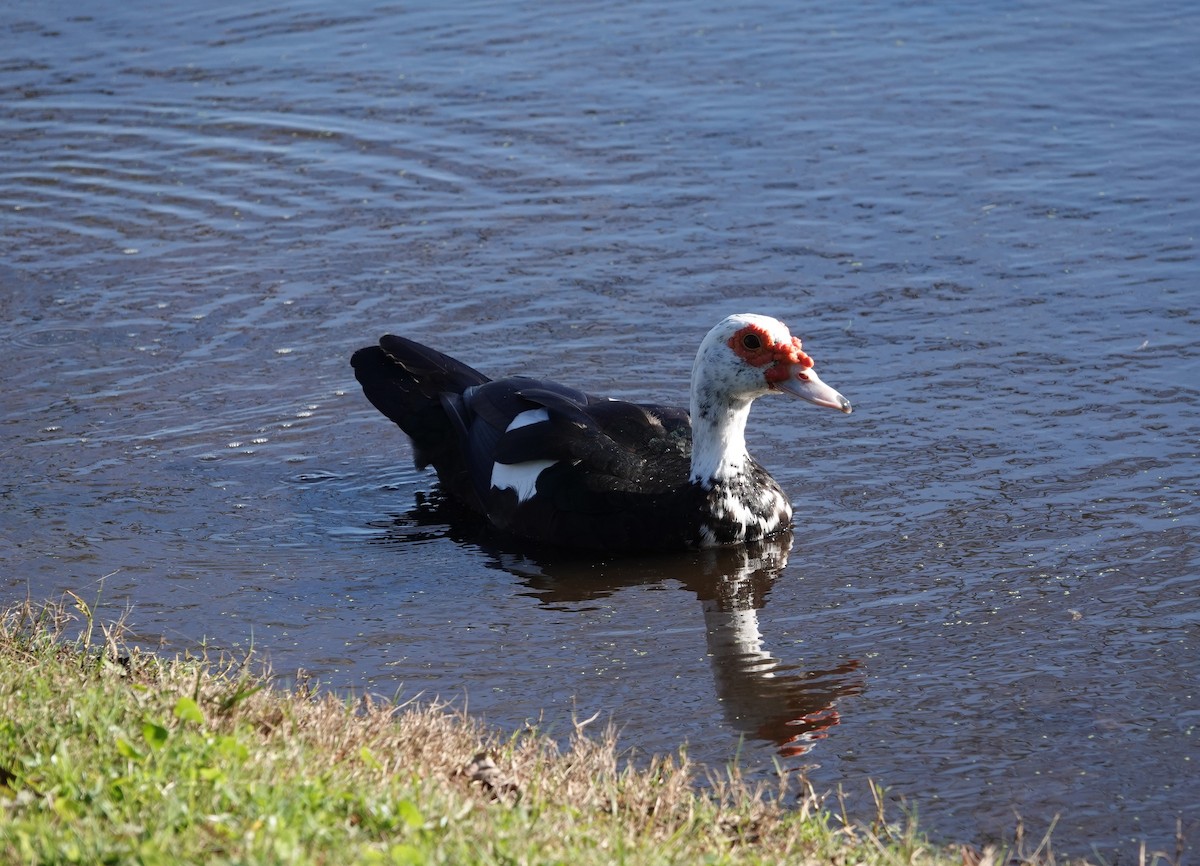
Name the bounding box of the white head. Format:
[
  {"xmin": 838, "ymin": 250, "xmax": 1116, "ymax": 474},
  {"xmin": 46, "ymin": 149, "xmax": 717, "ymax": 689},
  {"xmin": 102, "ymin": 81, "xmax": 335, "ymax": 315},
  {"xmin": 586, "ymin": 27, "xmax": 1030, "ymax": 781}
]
[
  {"xmin": 689, "ymin": 314, "xmax": 851, "ymax": 483},
  {"xmin": 692, "ymin": 313, "xmax": 851, "ymax": 413}
]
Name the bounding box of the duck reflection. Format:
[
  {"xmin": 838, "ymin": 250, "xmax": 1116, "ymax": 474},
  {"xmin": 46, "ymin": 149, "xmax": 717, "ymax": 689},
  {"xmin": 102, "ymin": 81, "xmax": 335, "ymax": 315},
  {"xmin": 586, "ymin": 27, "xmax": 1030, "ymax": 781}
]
[
  {"xmin": 379, "ymin": 492, "xmax": 863, "ymax": 760},
  {"xmin": 690, "ymin": 547, "xmax": 863, "ymax": 759}
]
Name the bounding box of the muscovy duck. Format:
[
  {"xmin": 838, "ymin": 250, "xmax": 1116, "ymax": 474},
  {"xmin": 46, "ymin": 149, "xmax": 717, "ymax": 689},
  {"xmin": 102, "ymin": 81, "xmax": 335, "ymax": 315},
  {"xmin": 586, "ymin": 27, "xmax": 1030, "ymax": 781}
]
[{"xmin": 351, "ymin": 313, "xmax": 851, "ymax": 552}]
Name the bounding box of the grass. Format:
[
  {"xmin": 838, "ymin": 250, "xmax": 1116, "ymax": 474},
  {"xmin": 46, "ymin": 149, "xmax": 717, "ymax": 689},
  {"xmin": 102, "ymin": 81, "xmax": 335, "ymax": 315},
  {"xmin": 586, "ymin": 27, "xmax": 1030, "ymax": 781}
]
[{"xmin": 0, "ymin": 597, "xmax": 1171, "ymax": 866}]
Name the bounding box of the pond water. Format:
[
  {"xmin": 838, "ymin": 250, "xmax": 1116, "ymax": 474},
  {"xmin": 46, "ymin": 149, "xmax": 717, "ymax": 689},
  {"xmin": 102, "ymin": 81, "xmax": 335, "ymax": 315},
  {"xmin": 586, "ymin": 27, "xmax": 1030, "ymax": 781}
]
[{"xmin": 3, "ymin": 0, "xmax": 1198, "ymax": 858}]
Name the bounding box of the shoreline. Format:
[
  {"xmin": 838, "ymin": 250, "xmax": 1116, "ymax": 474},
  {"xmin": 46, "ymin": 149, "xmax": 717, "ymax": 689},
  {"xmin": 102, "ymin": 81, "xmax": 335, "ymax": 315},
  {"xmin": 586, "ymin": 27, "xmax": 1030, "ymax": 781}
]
[{"xmin": 0, "ymin": 599, "xmax": 1173, "ymax": 865}]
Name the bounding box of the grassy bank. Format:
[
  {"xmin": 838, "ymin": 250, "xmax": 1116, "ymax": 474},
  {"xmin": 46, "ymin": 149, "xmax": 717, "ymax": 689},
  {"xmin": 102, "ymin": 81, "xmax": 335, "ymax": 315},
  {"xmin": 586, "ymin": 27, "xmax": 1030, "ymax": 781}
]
[{"xmin": 0, "ymin": 600, "xmax": 1003, "ymax": 865}]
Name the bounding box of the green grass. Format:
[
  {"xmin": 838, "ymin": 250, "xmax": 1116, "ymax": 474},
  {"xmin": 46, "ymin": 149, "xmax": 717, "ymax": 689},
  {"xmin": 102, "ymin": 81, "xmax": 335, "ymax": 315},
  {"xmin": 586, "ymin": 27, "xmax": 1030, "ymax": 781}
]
[{"xmin": 0, "ymin": 597, "xmax": 1122, "ymax": 866}]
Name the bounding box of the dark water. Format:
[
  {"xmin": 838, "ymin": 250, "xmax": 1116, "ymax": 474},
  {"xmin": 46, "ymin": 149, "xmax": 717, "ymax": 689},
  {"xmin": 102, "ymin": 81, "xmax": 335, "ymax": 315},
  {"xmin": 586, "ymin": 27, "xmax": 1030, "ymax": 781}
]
[{"xmin": 3, "ymin": 0, "xmax": 1198, "ymax": 857}]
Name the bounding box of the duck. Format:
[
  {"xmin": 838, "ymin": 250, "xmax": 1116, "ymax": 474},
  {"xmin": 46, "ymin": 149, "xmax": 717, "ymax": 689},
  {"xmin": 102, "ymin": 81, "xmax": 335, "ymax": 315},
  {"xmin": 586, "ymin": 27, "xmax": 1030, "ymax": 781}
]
[{"xmin": 350, "ymin": 313, "xmax": 851, "ymax": 553}]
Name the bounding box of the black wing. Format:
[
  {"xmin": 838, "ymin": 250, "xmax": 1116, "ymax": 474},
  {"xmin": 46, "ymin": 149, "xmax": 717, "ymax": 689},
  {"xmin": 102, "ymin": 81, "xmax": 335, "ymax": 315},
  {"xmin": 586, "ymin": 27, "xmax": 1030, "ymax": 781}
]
[{"xmin": 459, "ymin": 377, "xmax": 699, "ymax": 550}]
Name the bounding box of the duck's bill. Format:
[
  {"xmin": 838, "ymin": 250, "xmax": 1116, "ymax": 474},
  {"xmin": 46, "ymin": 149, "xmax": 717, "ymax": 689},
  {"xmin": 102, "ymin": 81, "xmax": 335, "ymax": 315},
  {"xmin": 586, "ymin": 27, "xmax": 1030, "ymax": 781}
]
[{"xmin": 775, "ymin": 365, "xmax": 852, "ymax": 414}]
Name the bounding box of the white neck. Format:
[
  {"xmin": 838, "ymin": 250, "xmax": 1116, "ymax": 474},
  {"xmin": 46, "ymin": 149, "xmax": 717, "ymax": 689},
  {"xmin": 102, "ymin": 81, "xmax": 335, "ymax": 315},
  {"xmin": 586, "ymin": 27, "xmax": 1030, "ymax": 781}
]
[
  {"xmin": 687, "ymin": 314, "xmax": 786, "ymax": 486},
  {"xmin": 689, "ymin": 386, "xmax": 753, "ymax": 484}
]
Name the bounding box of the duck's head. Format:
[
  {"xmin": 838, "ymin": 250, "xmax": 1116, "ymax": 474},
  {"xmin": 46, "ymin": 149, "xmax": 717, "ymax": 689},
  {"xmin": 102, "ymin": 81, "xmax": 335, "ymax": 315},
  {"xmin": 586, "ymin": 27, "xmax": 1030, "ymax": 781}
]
[{"xmin": 692, "ymin": 313, "xmax": 852, "ymax": 414}]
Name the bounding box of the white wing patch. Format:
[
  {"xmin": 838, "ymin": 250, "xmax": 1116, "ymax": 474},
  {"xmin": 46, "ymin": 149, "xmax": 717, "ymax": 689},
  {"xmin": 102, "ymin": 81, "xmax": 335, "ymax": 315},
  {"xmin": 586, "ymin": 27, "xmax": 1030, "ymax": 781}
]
[
  {"xmin": 490, "ymin": 408, "xmax": 556, "ymax": 503},
  {"xmin": 491, "ymin": 459, "xmax": 556, "ymax": 503},
  {"xmin": 505, "ymin": 408, "xmax": 550, "ymax": 431}
]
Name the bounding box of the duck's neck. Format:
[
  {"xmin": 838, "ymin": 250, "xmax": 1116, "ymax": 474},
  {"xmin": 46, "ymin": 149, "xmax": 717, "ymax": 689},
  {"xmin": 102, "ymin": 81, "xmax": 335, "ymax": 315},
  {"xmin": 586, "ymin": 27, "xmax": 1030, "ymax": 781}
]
[{"xmin": 689, "ymin": 386, "xmax": 754, "ymax": 485}]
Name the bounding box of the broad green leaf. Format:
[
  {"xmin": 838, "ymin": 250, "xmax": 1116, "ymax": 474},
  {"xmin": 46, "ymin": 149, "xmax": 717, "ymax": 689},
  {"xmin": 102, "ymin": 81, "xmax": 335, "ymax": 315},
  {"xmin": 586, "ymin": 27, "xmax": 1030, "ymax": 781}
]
[
  {"xmin": 142, "ymin": 722, "xmax": 169, "ymax": 751},
  {"xmin": 216, "ymin": 735, "xmax": 249, "ymax": 761},
  {"xmin": 173, "ymin": 696, "xmax": 204, "ymax": 724},
  {"xmin": 115, "ymin": 737, "xmax": 144, "ymax": 762},
  {"xmin": 396, "ymin": 799, "xmax": 423, "ymax": 829}
]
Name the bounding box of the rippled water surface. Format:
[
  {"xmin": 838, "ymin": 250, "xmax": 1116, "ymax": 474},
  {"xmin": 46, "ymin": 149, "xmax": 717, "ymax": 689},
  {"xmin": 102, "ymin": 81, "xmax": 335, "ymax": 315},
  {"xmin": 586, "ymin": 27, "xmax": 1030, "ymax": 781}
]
[{"xmin": 3, "ymin": 0, "xmax": 1198, "ymax": 857}]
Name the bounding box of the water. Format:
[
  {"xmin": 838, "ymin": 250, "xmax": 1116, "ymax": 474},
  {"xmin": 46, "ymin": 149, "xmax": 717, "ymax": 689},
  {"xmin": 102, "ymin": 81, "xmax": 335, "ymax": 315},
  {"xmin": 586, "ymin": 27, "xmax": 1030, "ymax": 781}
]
[{"xmin": 3, "ymin": 0, "xmax": 1199, "ymax": 857}]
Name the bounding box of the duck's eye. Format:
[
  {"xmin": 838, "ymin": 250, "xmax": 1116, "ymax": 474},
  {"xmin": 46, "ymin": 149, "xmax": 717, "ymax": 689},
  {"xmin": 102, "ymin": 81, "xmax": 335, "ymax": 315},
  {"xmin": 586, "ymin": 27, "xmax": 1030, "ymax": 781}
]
[{"xmin": 741, "ymin": 333, "xmax": 763, "ymax": 351}]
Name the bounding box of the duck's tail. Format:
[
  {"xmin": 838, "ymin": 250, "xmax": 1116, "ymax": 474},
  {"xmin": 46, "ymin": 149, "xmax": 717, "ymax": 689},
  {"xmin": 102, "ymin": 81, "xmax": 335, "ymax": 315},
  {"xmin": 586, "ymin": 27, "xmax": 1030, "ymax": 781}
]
[{"xmin": 351, "ymin": 335, "xmax": 490, "ymax": 482}]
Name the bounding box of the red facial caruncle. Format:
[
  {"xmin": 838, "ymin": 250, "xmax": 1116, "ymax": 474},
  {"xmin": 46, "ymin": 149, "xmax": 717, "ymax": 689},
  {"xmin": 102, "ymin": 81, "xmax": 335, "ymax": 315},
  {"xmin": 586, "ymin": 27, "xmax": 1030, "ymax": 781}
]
[{"xmin": 727, "ymin": 323, "xmax": 814, "ymax": 385}]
